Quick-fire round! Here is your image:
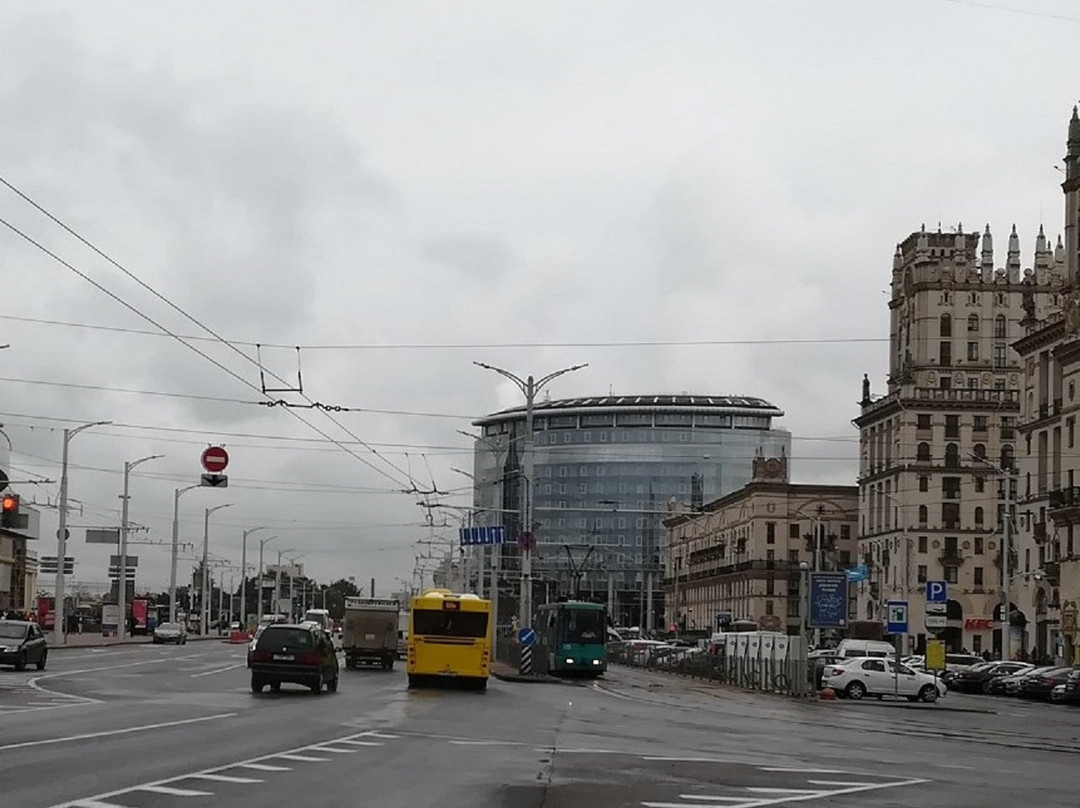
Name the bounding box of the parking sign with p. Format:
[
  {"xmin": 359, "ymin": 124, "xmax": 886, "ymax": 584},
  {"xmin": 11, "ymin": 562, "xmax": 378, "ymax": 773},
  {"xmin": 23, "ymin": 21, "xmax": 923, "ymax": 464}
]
[{"xmin": 926, "ymin": 580, "xmax": 948, "ymax": 603}]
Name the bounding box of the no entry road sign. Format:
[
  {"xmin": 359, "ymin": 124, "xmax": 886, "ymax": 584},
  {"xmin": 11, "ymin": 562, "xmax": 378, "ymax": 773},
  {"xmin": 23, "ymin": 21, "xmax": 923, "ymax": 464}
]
[{"xmin": 201, "ymin": 446, "xmax": 229, "ymax": 473}]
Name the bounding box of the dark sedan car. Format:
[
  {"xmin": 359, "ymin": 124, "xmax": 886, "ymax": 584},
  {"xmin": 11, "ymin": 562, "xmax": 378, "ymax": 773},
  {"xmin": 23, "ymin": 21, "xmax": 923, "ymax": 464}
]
[
  {"xmin": 249, "ymin": 623, "xmax": 339, "ymax": 695},
  {"xmin": 949, "ymin": 661, "xmax": 1033, "ymax": 694},
  {"xmin": 990, "ymin": 665, "xmax": 1059, "ymax": 695},
  {"xmin": 0, "ymin": 620, "xmax": 48, "ymax": 671},
  {"xmin": 1050, "ymin": 669, "xmax": 1080, "ymax": 704},
  {"xmin": 1019, "ymin": 666, "xmax": 1080, "ymax": 700},
  {"xmin": 152, "ymin": 622, "xmax": 188, "ymax": 644}
]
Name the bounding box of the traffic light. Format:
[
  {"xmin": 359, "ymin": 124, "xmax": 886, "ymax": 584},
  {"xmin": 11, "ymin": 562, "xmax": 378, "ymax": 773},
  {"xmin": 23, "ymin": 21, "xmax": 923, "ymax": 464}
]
[{"xmin": 1, "ymin": 493, "xmax": 19, "ymax": 528}]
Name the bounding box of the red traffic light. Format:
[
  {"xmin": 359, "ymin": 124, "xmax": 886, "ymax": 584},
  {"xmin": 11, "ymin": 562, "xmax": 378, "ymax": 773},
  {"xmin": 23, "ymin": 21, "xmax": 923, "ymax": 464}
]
[{"xmin": 1, "ymin": 494, "xmax": 18, "ymax": 513}]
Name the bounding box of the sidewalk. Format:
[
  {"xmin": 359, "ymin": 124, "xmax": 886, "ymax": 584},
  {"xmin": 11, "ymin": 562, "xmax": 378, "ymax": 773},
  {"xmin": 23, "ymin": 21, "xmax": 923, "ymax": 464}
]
[{"xmin": 491, "ymin": 660, "xmax": 563, "ymax": 684}]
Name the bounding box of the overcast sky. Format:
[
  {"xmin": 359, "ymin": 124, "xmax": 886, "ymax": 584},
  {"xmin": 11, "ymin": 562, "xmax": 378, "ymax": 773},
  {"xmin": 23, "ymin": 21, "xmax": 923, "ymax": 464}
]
[{"xmin": 1, "ymin": 1, "xmax": 1079, "ymax": 595}]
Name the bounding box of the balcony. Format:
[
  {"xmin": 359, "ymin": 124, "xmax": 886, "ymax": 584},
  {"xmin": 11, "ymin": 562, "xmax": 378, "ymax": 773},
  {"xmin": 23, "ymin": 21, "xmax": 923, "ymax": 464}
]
[
  {"xmin": 912, "ymin": 388, "xmax": 1019, "ymax": 405},
  {"xmin": 1048, "ymin": 487, "xmax": 1080, "ymax": 510}
]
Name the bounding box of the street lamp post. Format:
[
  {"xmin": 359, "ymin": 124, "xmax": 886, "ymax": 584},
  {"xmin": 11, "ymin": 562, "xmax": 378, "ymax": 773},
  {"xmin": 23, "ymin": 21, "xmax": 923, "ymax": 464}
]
[
  {"xmin": 273, "ymin": 548, "xmax": 295, "ymax": 616},
  {"xmin": 473, "ymin": 361, "xmax": 588, "ymax": 630},
  {"xmin": 257, "ymin": 536, "xmax": 278, "ymax": 618},
  {"xmin": 54, "ymin": 420, "xmax": 111, "ymax": 644},
  {"xmin": 170, "ymin": 484, "xmax": 201, "ymax": 624},
  {"xmin": 119, "ymin": 454, "xmax": 163, "ymax": 639},
  {"xmin": 240, "ymin": 527, "xmax": 268, "ymax": 629},
  {"xmin": 286, "ymin": 554, "xmax": 305, "ymax": 620},
  {"xmin": 879, "ymin": 491, "xmax": 910, "ymax": 661},
  {"xmin": 201, "ymin": 503, "xmax": 233, "ymax": 634}
]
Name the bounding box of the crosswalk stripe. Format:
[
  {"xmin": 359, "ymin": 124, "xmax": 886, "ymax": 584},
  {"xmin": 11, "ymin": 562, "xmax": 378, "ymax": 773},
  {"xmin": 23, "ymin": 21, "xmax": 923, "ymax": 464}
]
[
  {"xmin": 192, "ymin": 774, "xmax": 264, "ymax": 784},
  {"xmin": 138, "ymin": 785, "xmax": 214, "ymax": 796},
  {"xmin": 240, "ymin": 763, "xmax": 292, "ymax": 771},
  {"xmin": 276, "ymin": 754, "xmax": 330, "ymax": 762},
  {"xmin": 69, "ymin": 801, "xmax": 133, "ymax": 808},
  {"xmin": 337, "ymin": 740, "xmax": 383, "ymax": 747},
  {"xmin": 314, "ymin": 746, "xmax": 357, "ymax": 754}
]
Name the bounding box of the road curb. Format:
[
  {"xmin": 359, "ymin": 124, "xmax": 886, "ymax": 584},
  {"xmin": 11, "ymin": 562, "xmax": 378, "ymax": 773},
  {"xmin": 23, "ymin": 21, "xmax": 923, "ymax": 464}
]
[
  {"xmin": 492, "ymin": 671, "xmax": 564, "ymax": 684},
  {"xmin": 817, "ymin": 700, "xmax": 997, "ymax": 715}
]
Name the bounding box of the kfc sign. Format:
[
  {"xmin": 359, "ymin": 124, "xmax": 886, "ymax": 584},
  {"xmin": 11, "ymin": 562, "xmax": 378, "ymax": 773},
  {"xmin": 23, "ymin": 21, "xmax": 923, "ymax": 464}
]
[{"xmin": 964, "ymin": 618, "xmax": 996, "ymax": 630}]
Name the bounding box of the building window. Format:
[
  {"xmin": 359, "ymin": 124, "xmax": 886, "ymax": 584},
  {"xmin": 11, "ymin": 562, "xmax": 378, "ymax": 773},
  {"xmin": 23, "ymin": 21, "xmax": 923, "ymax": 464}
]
[
  {"xmin": 917, "ymin": 442, "xmax": 931, "ymax": 462},
  {"xmin": 942, "ymin": 477, "xmax": 960, "ymax": 499},
  {"xmin": 1001, "ymin": 444, "xmax": 1015, "ymax": 470},
  {"xmin": 918, "ymin": 536, "xmax": 928, "ymax": 553},
  {"xmin": 975, "ymin": 476, "xmax": 986, "ymax": 493},
  {"xmin": 765, "ymin": 600, "xmax": 774, "ymax": 616},
  {"xmin": 972, "ymin": 635, "xmax": 982, "ymax": 653},
  {"xmin": 788, "ymin": 550, "xmax": 799, "ymax": 564},
  {"xmin": 942, "ymin": 502, "xmax": 960, "ymax": 528},
  {"xmin": 1069, "ymin": 417, "xmax": 1075, "ymax": 449},
  {"xmin": 973, "ymin": 415, "xmax": 988, "ymax": 432},
  {"xmin": 973, "ymin": 443, "xmax": 986, "ymax": 459},
  {"xmin": 787, "ymin": 599, "xmax": 800, "ymax": 618},
  {"xmin": 766, "ymin": 578, "xmax": 775, "ymax": 595},
  {"xmin": 994, "ymin": 315, "xmax": 1007, "ymax": 339},
  {"xmin": 967, "ymin": 314, "xmax": 979, "ymax": 332},
  {"xmin": 974, "ymin": 536, "xmax": 984, "ymax": 554},
  {"xmin": 789, "ymin": 524, "xmax": 800, "ymax": 539},
  {"xmin": 1002, "ymin": 416, "xmax": 1015, "ymax": 439},
  {"xmin": 939, "ymin": 341, "xmax": 952, "ymax": 366},
  {"xmin": 919, "ymin": 476, "xmax": 929, "ymax": 492},
  {"xmin": 945, "ymin": 443, "xmax": 960, "ymax": 468},
  {"xmin": 840, "ymin": 525, "xmax": 851, "ymax": 541},
  {"xmin": 940, "ymin": 313, "xmax": 952, "ymax": 337},
  {"xmin": 994, "ymin": 343, "xmax": 1007, "ymax": 368},
  {"xmin": 974, "ymin": 567, "xmax": 984, "ymax": 587},
  {"xmin": 766, "ymin": 522, "xmax": 776, "ymax": 544},
  {"xmin": 967, "ymin": 342, "xmax": 979, "ymax": 361},
  {"xmin": 918, "ymin": 505, "xmax": 928, "ymax": 524},
  {"xmin": 945, "ymin": 415, "xmax": 960, "ymax": 438},
  {"xmin": 917, "ymin": 565, "xmax": 928, "ymax": 583},
  {"xmin": 945, "ymin": 567, "xmax": 959, "ymax": 584},
  {"xmin": 974, "ymin": 508, "xmax": 984, "ymax": 526},
  {"xmin": 917, "ymin": 414, "xmax": 931, "ymax": 430}
]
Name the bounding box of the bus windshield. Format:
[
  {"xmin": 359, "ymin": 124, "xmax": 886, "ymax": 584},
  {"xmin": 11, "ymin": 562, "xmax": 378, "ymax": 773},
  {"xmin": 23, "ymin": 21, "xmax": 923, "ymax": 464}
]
[
  {"xmin": 563, "ymin": 609, "xmax": 604, "ymax": 643},
  {"xmin": 412, "ymin": 609, "xmax": 488, "ymax": 638}
]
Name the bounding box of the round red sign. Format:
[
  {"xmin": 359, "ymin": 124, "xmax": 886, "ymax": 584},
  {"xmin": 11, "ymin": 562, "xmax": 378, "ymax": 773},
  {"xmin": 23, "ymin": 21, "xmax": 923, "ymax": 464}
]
[{"xmin": 201, "ymin": 446, "xmax": 229, "ymax": 473}]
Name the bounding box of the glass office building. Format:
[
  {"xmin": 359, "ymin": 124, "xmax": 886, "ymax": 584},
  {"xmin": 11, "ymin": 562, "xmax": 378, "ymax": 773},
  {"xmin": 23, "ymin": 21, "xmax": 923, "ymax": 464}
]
[{"xmin": 470, "ymin": 394, "xmax": 790, "ymax": 629}]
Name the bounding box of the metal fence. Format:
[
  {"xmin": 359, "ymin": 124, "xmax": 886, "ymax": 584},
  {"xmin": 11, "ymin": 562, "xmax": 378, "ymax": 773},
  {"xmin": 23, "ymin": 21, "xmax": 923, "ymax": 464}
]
[{"xmin": 607, "ymin": 644, "xmax": 810, "ymax": 697}]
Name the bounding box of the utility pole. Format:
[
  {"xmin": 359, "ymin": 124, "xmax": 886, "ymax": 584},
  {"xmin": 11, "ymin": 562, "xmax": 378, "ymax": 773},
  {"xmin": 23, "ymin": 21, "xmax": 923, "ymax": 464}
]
[
  {"xmin": 119, "ymin": 454, "xmax": 163, "ymax": 639},
  {"xmin": 473, "ymin": 361, "xmax": 587, "ymax": 630},
  {"xmin": 54, "ymin": 421, "xmax": 111, "ymax": 644},
  {"xmin": 201, "ymin": 503, "xmax": 232, "ymax": 634},
  {"xmin": 257, "ymin": 535, "xmax": 277, "ymax": 619},
  {"xmin": 170, "ymin": 484, "xmax": 200, "ymax": 624},
  {"xmin": 240, "ymin": 527, "xmax": 267, "ymax": 629}
]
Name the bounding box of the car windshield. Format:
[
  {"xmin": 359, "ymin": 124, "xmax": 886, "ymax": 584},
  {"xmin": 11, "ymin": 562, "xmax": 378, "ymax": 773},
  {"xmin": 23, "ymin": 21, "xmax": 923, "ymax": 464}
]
[
  {"xmin": 256, "ymin": 628, "xmax": 315, "ymax": 650},
  {"xmin": 157, "ymin": 623, "xmax": 181, "ymax": 631},
  {"xmin": 0, "ymin": 623, "xmax": 28, "ymax": 640}
]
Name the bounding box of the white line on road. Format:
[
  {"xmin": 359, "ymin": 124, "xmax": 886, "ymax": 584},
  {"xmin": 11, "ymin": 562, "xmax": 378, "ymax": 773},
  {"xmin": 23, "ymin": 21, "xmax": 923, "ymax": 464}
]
[
  {"xmin": 190, "ymin": 663, "xmax": 245, "ymax": 678},
  {"xmin": 314, "ymin": 746, "xmax": 358, "ymax": 754},
  {"xmin": 192, "ymin": 774, "xmax": 264, "ymax": 784},
  {"xmin": 678, "ymin": 796, "xmax": 751, "ymax": 802},
  {"xmin": 138, "ymin": 785, "xmax": 213, "ymax": 797},
  {"xmin": 746, "ymin": 789, "xmax": 824, "ymax": 795},
  {"xmin": 643, "ymin": 756, "xmax": 736, "ymax": 763},
  {"xmin": 277, "ymin": 753, "xmax": 331, "ymax": 762},
  {"xmin": 933, "ymin": 763, "xmax": 977, "ymax": 770},
  {"xmin": 337, "ymin": 740, "xmax": 383, "ymax": 747},
  {"xmin": 759, "ymin": 768, "xmax": 848, "ymax": 774},
  {"xmin": 68, "ymin": 801, "xmax": 131, "ymax": 808},
  {"xmin": 449, "ymin": 739, "xmax": 523, "ymax": 746},
  {"xmin": 241, "ymin": 763, "xmax": 293, "ymax": 772},
  {"xmin": 0, "ymin": 712, "xmax": 237, "ymax": 751},
  {"xmin": 359, "ymin": 731, "xmax": 399, "ymax": 739}
]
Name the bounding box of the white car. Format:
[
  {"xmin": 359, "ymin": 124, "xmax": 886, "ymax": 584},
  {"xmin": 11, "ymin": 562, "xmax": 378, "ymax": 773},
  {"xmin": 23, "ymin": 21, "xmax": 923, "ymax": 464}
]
[{"xmin": 822, "ymin": 656, "xmax": 947, "ymax": 702}]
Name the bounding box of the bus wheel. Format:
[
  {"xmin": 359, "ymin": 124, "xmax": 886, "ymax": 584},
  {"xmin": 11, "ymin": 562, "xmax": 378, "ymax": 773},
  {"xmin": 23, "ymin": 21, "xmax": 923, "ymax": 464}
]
[{"xmin": 407, "ymin": 674, "xmax": 420, "ymax": 689}]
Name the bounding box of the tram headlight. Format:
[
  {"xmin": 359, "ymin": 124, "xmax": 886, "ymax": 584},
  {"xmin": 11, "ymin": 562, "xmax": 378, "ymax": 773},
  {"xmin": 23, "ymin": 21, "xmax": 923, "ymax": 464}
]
[
  {"xmin": 592, "ymin": 659, "xmax": 601, "ymax": 665},
  {"xmin": 566, "ymin": 658, "xmax": 575, "ymax": 664}
]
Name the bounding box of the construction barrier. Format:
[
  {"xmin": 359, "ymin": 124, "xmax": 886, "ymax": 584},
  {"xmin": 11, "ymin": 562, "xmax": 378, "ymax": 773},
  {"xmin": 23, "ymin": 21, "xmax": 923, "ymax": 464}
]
[{"xmin": 229, "ymin": 630, "xmax": 250, "ymax": 644}]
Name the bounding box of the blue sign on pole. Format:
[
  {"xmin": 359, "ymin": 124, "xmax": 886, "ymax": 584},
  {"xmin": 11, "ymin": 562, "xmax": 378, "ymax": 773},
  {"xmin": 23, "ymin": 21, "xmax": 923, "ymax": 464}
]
[
  {"xmin": 926, "ymin": 580, "xmax": 948, "ymax": 603},
  {"xmin": 459, "ymin": 526, "xmax": 507, "ymax": 546},
  {"xmin": 845, "ymin": 564, "xmax": 869, "ymax": 583},
  {"xmin": 518, "ymin": 627, "xmax": 537, "ymax": 646},
  {"xmin": 809, "ymin": 572, "xmax": 849, "ymax": 629},
  {"xmin": 886, "ymin": 601, "xmax": 909, "ymax": 634}
]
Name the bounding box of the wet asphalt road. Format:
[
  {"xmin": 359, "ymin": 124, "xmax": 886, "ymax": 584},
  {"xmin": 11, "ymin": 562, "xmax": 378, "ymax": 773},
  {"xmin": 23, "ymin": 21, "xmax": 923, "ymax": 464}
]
[{"xmin": 0, "ymin": 643, "xmax": 1077, "ymax": 807}]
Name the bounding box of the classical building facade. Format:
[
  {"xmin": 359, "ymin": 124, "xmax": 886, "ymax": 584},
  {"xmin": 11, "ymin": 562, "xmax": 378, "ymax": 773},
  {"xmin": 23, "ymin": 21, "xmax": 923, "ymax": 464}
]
[
  {"xmin": 1012, "ymin": 107, "xmax": 1080, "ymax": 665},
  {"xmin": 855, "ymin": 123, "xmax": 1073, "ymax": 654},
  {"xmin": 663, "ymin": 452, "xmax": 857, "ymax": 634}
]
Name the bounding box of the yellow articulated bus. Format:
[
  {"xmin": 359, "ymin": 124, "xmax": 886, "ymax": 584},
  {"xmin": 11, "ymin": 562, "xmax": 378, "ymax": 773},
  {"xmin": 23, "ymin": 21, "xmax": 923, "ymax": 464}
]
[{"xmin": 406, "ymin": 589, "xmax": 491, "ymax": 690}]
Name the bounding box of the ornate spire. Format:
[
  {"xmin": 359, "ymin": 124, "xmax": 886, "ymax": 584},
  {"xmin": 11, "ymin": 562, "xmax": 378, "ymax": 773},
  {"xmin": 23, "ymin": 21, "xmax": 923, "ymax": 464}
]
[
  {"xmin": 1036, "ymin": 223, "xmax": 1048, "ymax": 255},
  {"xmin": 1007, "ymin": 224, "xmax": 1021, "ymax": 270},
  {"xmin": 893, "ymin": 244, "xmax": 903, "ymax": 270},
  {"xmin": 1057, "ymin": 234, "xmax": 1066, "ymax": 264},
  {"xmin": 1069, "ymin": 105, "xmax": 1080, "ymax": 156},
  {"xmin": 981, "ymin": 224, "xmax": 994, "ymax": 274}
]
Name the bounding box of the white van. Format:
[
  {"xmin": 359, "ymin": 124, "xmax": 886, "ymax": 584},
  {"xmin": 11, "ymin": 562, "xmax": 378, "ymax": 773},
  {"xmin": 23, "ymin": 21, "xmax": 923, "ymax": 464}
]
[
  {"xmin": 302, "ymin": 608, "xmax": 331, "ymax": 630},
  {"xmin": 835, "ymin": 639, "xmax": 896, "ymax": 659}
]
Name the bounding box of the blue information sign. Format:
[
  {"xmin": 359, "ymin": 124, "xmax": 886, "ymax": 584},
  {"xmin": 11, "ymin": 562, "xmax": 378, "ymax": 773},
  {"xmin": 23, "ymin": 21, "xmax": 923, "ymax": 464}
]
[
  {"xmin": 518, "ymin": 627, "xmax": 537, "ymax": 646},
  {"xmin": 809, "ymin": 572, "xmax": 849, "ymax": 629},
  {"xmin": 926, "ymin": 580, "xmax": 948, "ymax": 603},
  {"xmin": 459, "ymin": 526, "xmax": 507, "ymax": 546},
  {"xmin": 886, "ymin": 601, "xmax": 909, "ymax": 634},
  {"xmin": 845, "ymin": 564, "xmax": 869, "ymax": 583}
]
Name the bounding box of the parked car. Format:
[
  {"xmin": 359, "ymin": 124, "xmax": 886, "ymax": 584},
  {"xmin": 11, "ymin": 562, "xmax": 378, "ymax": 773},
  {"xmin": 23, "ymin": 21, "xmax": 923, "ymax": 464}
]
[
  {"xmin": 949, "ymin": 661, "xmax": 1032, "ymax": 693},
  {"xmin": 1018, "ymin": 666, "xmax": 1080, "ymax": 700},
  {"xmin": 810, "ymin": 651, "xmax": 842, "ymax": 689},
  {"xmin": 152, "ymin": 622, "xmax": 188, "ymax": 645},
  {"xmin": 991, "ymin": 665, "xmax": 1061, "ymax": 696},
  {"xmin": 249, "ymin": 623, "xmax": 340, "ymax": 694},
  {"xmin": 1050, "ymin": 669, "xmax": 1080, "ymax": 704},
  {"xmin": 822, "ymin": 656, "xmax": 946, "ymax": 702},
  {"xmin": 0, "ymin": 620, "xmax": 48, "ymax": 671}
]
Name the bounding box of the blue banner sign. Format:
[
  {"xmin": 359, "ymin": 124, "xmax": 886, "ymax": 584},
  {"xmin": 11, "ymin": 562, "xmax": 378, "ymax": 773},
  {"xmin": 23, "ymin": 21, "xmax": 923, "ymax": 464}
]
[
  {"xmin": 459, "ymin": 525, "xmax": 507, "ymax": 546},
  {"xmin": 845, "ymin": 564, "xmax": 868, "ymax": 583},
  {"xmin": 809, "ymin": 571, "xmax": 849, "ymax": 629}
]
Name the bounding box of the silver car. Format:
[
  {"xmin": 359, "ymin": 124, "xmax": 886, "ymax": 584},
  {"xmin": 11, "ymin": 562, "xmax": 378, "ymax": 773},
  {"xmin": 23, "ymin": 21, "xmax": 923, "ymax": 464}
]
[{"xmin": 152, "ymin": 622, "xmax": 188, "ymax": 645}]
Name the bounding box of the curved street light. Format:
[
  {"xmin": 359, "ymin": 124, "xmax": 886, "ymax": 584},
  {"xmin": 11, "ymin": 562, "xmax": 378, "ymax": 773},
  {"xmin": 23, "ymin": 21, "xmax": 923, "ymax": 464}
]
[
  {"xmin": 118, "ymin": 454, "xmax": 164, "ymax": 639},
  {"xmin": 201, "ymin": 503, "xmax": 233, "ymax": 634}
]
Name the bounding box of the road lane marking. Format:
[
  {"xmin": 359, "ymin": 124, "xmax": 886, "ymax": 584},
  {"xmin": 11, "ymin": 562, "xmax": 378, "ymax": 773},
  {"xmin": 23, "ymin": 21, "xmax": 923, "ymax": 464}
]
[
  {"xmin": 190, "ymin": 663, "xmax": 245, "ymax": 678},
  {"xmin": 0, "ymin": 712, "xmax": 237, "ymax": 751},
  {"xmin": 192, "ymin": 774, "xmax": 264, "ymax": 783},
  {"xmin": 69, "ymin": 801, "xmax": 131, "ymax": 808},
  {"xmin": 314, "ymin": 746, "xmax": 358, "ymax": 754},
  {"xmin": 337, "ymin": 739, "xmax": 383, "ymax": 747},
  {"xmin": 746, "ymin": 789, "xmax": 824, "ymax": 795},
  {"xmin": 678, "ymin": 797, "xmax": 750, "ymax": 803},
  {"xmin": 138, "ymin": 785, "xmax": 214, "ymax": 797},
  {"xmin": 277, "ymin": 753, "xmax": 331, "ymax": 762},
  {"xmin": 644, "ymin": 756, "xmax": 736, "ymax": 763},
  {"xmin": 760, "ymin": 768, "xmax": 847, "ymax": 774},
  {"xmin": 359, "ymin": 731, "xmax": 399, "ymax": 738},
  {"xmin": 449, "ymin": 739, "xmax": 523, "ymax": 746},
  {"xmin": 241, "ymin": 763, "xmax": 292, "ymax": 772}
]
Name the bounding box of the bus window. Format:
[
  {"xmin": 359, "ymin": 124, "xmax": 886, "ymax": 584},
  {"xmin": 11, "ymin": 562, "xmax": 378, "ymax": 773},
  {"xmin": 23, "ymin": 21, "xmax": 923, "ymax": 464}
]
[
  {"xmin": 412, "ymin": 609, "xmax": 488, "ymax": 638},
  {"xmin": 564, "ymin": 609, "xmax": 603, "ymax": 643}
]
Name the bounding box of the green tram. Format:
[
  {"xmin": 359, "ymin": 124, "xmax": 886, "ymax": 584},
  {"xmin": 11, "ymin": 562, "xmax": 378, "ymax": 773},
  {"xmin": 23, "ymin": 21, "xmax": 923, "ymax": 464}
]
[{"xmin": 536, "ymin": 601, "xmax": 607, "ymax": 677}]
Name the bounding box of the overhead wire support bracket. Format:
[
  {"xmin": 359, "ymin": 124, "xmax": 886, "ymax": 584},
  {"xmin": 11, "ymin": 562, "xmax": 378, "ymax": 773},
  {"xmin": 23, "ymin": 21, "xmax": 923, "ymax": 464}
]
[{"xmin": 257, "ymin": 344, "xmax": 304, "ymax": 395}]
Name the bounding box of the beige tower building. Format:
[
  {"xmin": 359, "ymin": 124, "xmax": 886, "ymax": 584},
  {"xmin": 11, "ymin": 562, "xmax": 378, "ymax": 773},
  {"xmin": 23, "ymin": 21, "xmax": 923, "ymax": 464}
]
[
  {"xmin": 1012, "ymin": 107, "xmax": 1080, "ymax": 665},
  {"xmin": 855, "ymin": 217, "xmax": 1065, "ymax": 655}
]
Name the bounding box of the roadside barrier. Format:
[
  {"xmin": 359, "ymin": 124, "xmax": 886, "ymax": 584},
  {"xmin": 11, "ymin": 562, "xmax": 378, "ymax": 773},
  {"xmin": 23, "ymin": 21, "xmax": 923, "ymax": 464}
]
[{"xmin": 608, "ymin": 644, "xmax": 809, "ymax": 696}]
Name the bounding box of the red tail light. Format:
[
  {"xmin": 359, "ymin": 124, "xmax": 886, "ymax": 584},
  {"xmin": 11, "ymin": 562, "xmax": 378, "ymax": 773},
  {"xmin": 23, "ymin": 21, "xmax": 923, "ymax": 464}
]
[
  {"xmin": 297, "ymin": 652, "xmax": 321, "ymax": 665},
  {"xmin": 252, "ymin": 651, "xmax": 272, "ymax": 663}
]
